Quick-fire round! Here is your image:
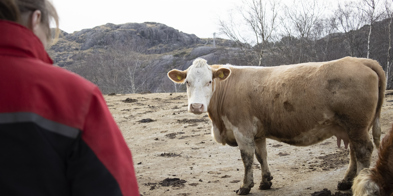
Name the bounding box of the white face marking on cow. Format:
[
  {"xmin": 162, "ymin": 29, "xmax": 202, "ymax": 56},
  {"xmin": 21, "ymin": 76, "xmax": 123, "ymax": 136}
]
[
  {"xmin": 185, "ymin": 59, "xmax": 214, "ymax": 114},
  {"xmin": 167, "ymin": 58, "xmax": 231, "ymax": 114}
]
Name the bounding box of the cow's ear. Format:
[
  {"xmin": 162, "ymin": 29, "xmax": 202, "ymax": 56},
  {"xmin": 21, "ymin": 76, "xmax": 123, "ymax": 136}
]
[
  {"xmin": 213, "ymin": 68, "xmax": 231, "ymax": 81},
  {"xmin": 167, "ymin": 69, "xmax": 187, "ymax": 83}
]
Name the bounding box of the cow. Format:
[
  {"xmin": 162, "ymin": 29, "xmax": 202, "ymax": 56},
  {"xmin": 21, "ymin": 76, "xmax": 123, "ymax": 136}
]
[
  {"xmin": 352, "ymin": 124, "xmax": 393, "ymax": 196},
  {"xmin": 167, "ymin": 57, "xmax": 386, "ymax": 195}
]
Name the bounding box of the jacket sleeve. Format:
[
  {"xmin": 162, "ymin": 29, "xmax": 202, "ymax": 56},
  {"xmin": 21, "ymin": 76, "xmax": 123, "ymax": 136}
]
[{"xmin": 67, "ymin": 87, "xmax": 139, "ymax": 196}]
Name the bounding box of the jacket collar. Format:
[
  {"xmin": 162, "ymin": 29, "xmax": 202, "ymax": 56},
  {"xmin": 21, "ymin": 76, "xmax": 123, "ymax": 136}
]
[{"xmin": 0, "ymin": 20, "xmax": 53, "ymax": 64}]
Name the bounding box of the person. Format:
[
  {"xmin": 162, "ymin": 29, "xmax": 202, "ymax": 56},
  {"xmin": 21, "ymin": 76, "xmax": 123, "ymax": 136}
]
[{"xmin": 0, "ymin": 0, "xmax": 140, "ymax": 195}]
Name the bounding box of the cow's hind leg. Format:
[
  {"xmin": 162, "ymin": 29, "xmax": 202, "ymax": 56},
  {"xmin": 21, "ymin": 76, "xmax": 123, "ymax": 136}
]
[
  {"xmin": 255, "ymin": 137, "xmax": 273, "ymax": 190},
  {"xmin": 353, "ymin": 138, "xmax": 373, "ymax": 173},
  {"xmin": 338, "ymin": 131, "xmax": 373, "ymax": 190},
  {"xmin": 338, "ymin": 144, "xmax": 357, "ymax": 190}
]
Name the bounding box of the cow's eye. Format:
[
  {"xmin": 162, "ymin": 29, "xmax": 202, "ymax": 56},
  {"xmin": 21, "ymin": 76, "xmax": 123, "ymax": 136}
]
[{"xmin": 186, "ymin": 81, "xmax": 190, "ymax": 86}]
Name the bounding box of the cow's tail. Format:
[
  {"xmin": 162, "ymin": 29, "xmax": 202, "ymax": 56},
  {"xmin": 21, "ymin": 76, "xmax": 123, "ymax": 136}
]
[{"xmin": 363, "ymin": 58, "xmax": 386, "ymax": 148}]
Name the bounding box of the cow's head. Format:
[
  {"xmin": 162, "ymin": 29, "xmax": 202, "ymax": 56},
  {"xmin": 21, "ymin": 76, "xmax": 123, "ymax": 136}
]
[{"xmin": 167, "ymin": 58, "xmax": 231, "ymax": 114}]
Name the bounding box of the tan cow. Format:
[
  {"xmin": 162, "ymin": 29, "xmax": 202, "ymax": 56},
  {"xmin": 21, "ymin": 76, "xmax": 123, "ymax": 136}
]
[{"xmin": 167, "ymin": 57, "xmax": 386, "ymax": 195}]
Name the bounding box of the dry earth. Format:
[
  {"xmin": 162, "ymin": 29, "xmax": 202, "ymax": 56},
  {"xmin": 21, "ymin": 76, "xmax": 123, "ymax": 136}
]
[{"xmin": 105, "ymin": 91, "xmax": 393, "ymax": 196}]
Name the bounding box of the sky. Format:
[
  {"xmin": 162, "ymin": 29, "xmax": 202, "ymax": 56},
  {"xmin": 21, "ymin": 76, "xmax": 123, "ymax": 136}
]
[
  {"xmin": 52, "ymin": 0, "xmax": 365, "ymax": 39},
  {"xmin": 53, "ymin": 0, "xmax": 239, "ymax": 38}
]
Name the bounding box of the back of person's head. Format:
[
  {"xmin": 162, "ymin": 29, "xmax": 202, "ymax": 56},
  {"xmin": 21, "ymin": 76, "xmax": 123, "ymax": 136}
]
[{"xmin": 0, "ymin": 0, "xmax": 59, "ymax": 46}]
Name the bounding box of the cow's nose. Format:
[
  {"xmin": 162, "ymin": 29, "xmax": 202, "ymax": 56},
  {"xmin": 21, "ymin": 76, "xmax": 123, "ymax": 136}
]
[{"xmin": 190, "ymin": 103, "xmax": 204, "ymax": 114}]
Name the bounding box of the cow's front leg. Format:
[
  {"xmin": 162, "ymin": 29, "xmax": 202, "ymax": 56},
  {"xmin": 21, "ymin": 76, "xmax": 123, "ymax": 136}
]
[
  {"xmin": 255, "ymin": 137, "xmax": 273, "ymax": 190},
  {"xmin": 236, "ymin": 147, "xmax": 255, "ymax": 195},
  {"xmin": 234, "ymin": 133, "xmax": 255, "ymax": 195}
]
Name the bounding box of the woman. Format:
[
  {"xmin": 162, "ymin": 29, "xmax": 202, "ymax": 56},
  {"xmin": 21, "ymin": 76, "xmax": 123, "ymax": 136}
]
[{"xmin": 0, "ymin": 0, "xmax": 139, "ymax": 195}]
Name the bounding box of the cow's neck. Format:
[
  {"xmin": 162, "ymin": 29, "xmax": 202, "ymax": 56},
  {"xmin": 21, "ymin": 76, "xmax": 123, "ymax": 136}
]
[
  {"xmin": 209, "ymin": 77, "xmax": 228, "ymax": 111},
  {"xmin": 207, "ymin": 76, "xmax": 230, "ymax": 132}
]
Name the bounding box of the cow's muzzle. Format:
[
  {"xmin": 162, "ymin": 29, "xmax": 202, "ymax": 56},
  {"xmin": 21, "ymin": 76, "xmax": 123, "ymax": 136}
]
[{"xmin": 190, "ymin": 103, "xmax": 204, "ymax": 114}]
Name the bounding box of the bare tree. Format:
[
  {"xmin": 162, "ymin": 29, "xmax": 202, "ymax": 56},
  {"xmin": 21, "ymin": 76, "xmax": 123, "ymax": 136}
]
[
  {"xmin": 359, "ymin": 0, "xmax": 381, "ymax": 58},
  {"xmin": 283, "ymin": 0, "xmax": 321, "ymax": 39},
  {"xmin": 219, "ymin": 0, "xmax": 279, "ymax": 66},
  {"xmin": 308, "ymin": 16, "xmax": 338, "ymax": 61},
  {"xmin": 335, "ymin": 1, "xmax": 367, "ymax": 56},
  {"xmin": 218, "ymin": 12, "xmax": 250, "ymax": 48},
  {"xmin": 383, "ymin": 0, "xmax": 393, "ymax": 87},
  {"xmin": 280, "ymin": 0, "xmax": 327, "ymax": 63},
  {"xmin": 67, "ymin": 36, "xmax": 156, "ymax": 94},
  {"xmin": 243, "ymin": 0, "xmax": 279, "ymax": 66}
]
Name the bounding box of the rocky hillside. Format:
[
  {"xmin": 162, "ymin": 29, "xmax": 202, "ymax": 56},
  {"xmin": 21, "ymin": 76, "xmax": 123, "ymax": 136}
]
[
  {"xmin": 47, "ymin": 22, "xmax": 252, "ymax": 94},
  {"xmin": 48, "ymin": 22, "xmax": 240, "ymax": 67},
  {"xmin": 47, "ymin": 19, "xmax": 393, "ymax": 94}
]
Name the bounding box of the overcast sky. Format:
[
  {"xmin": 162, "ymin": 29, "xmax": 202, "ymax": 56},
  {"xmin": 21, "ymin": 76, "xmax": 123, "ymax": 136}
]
[
  {"xmin": 53, "ymin": 0, "xmax": 364, "ymax": 39},
  {"xmin": 53, "ymin": 0, "xmax": 240, "ymax": 38}
]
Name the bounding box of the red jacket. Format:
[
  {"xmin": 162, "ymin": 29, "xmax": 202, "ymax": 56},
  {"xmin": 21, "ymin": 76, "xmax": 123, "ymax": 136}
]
[{"xmin": 0, "ymin": 20, "xmax": 139, "ymax": 196}]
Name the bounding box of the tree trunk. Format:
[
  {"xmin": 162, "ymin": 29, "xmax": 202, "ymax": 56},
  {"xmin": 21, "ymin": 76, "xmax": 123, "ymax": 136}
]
[
  {"xmin": 367, "ymin": 23, "xmax": 372, "ymax": 58},
  {"xmin": 127, "ymin": 67, "xmax": 136, "ymax": 94},
  {"xmin": 387, "ymin": 16, "xmax": 392, "ymax": 88}
]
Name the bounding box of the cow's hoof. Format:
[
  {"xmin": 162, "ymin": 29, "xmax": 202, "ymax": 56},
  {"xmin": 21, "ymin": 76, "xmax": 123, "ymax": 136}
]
[
  {"xmin": 259, "ymin": 181, "xmax": 272, "ymax": 190},
  {"xmin": 337, "ymin": 180, "xmax": 352, "ymax": 190},
  {"xmin": 236, "ymin": 187, "xmax": 251, "ymax": 195}
]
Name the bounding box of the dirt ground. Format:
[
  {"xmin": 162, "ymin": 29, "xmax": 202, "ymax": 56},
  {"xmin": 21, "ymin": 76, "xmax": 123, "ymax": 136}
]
[{"xmin": 105, "ymin": 91, "xmax": 393, "ymax": 196}]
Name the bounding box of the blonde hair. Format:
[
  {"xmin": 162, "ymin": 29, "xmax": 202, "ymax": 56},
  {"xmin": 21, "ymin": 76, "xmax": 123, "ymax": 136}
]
[{"xmin": 0, "ymin": 0, "xmax": 59, "ymax": 44}]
